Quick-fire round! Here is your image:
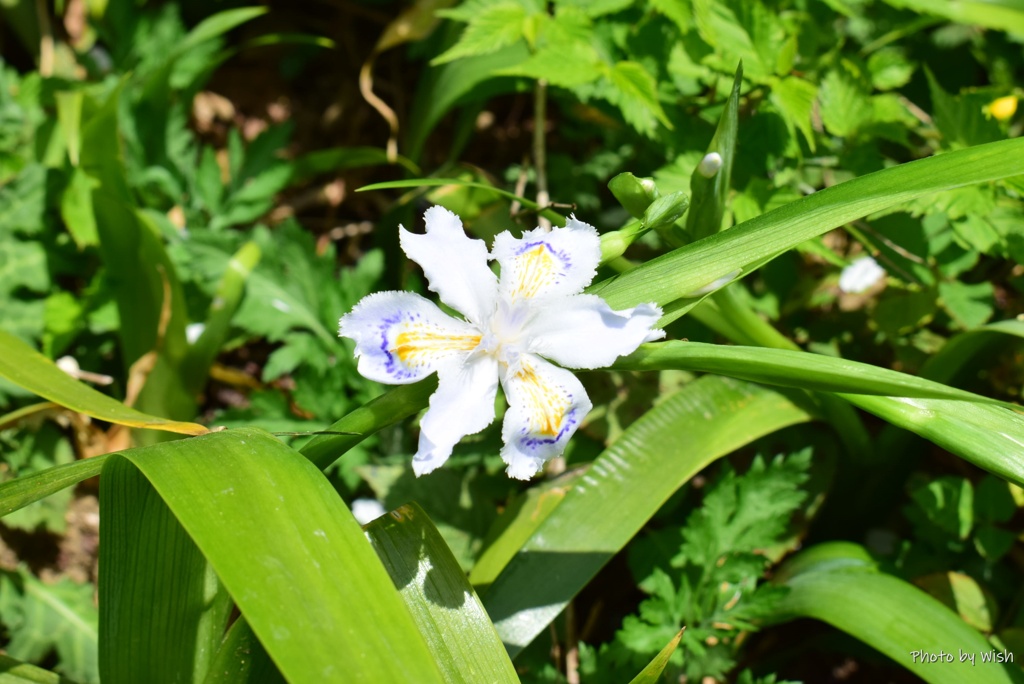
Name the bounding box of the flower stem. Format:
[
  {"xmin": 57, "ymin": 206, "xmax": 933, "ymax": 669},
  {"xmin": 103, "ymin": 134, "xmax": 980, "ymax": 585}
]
[{"xmin": 534, "ymin": 79, "xmax": 551, "ymax": 230}]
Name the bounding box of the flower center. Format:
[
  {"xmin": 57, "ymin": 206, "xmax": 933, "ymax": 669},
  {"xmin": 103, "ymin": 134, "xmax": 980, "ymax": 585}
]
[{"xmin": 477, "ymin": 297, "xmax": 532, "ymax": 368}]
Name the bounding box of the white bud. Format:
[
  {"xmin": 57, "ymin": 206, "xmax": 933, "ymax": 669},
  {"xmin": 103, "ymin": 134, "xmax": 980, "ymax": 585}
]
[
  {"xmin": 185, "ymin": 323, "xmax": 206, "ymax": 345},
  {"xmin": 639, "ymin": 178, "xmax": 658, "ymax": 195},
  {"xmin": 839, "ymin": 256, "xmax": 886, "ymax": 294},
  {"xmin": 56, "ymin": 356, "xmax": 81, "ymax": 376},
  {"xmin": 697, "ymin": 152, "xmax": 723, "ymax": 178}
]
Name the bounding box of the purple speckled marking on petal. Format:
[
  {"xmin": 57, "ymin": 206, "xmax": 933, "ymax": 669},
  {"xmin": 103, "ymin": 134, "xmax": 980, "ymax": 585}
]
[
  {"xmin": 514, "ymin": 240, "xmax": 573, "ymax": 285},
  {"xmin": 518, "ymin": 408, "xmax": 579, "ymax": 450},
  {"xmin": 376, "ymin": 312, "xmax": 420, "ymax": 381}
]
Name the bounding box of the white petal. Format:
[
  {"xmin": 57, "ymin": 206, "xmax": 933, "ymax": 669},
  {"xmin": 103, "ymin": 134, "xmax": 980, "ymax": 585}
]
[
  {"xmin": 499, "ymin": 354, "xmax": 592, "ymax": 480},
  {"xmin": 839, "ymin": 256, "xmax": 886, "ymax": 294},
  {"xmin": 492, "ymin": 215, "xmax": 601, "ymax": 302},
  {"xmin": 338, "ymin": 291, "xmax": 482, "ymax": 384},
  {"xmin": 526, "ymin": 294, "xmax": 664, "ymax": 369},
  {"xmin": 413, "ymin": 355, "xmax": 499, "ymax": 476},
  {"xmin": 399, "ymin": 206, "xmax": 498, "ymax": 327}
]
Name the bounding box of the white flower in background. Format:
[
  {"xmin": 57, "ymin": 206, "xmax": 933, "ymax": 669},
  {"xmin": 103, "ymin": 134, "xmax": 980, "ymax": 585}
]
[
  {"xmin": 839, "ymin": 256, "xmax": 886, "ymax": 294},
  {"xmin": 185, "ymin": 323, "xmax": 206, "ymax": 345},
  {"xmin": 350, "ymin": 498, "xmax": 387, "ymax": 525},
  {"xmin": 339, "ymin": 206, "xmax": 664, "ymax": 480}
]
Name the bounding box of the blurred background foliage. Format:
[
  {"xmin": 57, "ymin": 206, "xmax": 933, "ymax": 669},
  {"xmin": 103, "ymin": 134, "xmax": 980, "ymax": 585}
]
[{"xmin": 0, "ymin": 0, "xmax": 1022, "ymax": 681}]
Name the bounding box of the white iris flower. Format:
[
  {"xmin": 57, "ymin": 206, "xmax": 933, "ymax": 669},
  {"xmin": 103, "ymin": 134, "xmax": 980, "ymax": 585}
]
[{"xmin": 339, "ymin": 206, "xmax": 664, "ymax": 479}]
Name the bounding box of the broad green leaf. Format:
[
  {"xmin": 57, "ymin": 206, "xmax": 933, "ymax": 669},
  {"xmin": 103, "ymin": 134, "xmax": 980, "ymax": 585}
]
[
  {"xmin": 203, "ymin": 618, "xmax": 284, "ymax": 684},
  {"xmin": 483, "ymin": 376, "xmax": 813, "ymax": 657},
  {"xmin": 0, "ymin": 455, "xmax": 110, "ymax": 519},
  {"xmin": 612, "ymin": 341, "xmax": 1014, "ymax": 406},
  {"xmin": 0, "ymin": 330, "xmax": 207, "ymax": 436},
  {"xmin": 591, "ymin": 138, "xmax": 1024, "ymax": 320},
  {"xmin": 111, "ymin": 428, "xmax": 446, "ymax": 683},
  {"xmin": 686, "ymin": 63, "xmax": 741, "ymax": 241},
  {"xmin": 772, "ymin": 542, "xmax": 1018, "ymax": 684},
  {"xmin": 365, "ymin": 503, "xmax": 520, "ymax": 683},
  {"xmin": 840, "ymin": 393, "xmax": 1024, "ymax": 488},
  {"xmin": 0, "ymin": 380, "xmax": 433, "ymax": 537},
  {"xmin": 99, "ymin": 460, "xmax": 231, "ymax": 684},
  {"xmin": 628, "ymin": 629, "xmax": 685, "ymax": 684},
  {"xmin": 0, "ymin": 653, "xmax": 73, "ymax": 683},
  {"xmin": 0, "ymin": 567, "xmax": 98, "ymax": 683}
]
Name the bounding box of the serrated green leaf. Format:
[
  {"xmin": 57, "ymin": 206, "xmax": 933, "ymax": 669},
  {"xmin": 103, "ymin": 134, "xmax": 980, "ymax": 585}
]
[
  {"xmin": 607, "ymin": 61, "xmax": 674, "ymax": 132},
  {"xmin": 867, "ymin": 47, "xmax": 915, "ymax": 91},
  {"xmin": 0, "ymin": 568, "xmax": 98, "ymax": 683},
  {"xmin": 818, "ymin": 67, "xmax": 872, "ymax": 137},
  {"xmin": 0, "ymin": 240, "xmax": 49, "ymax": 295},
  {"xmin": 496, "ymin": 41, "xmax": 601, "ymax": 87},
  {"xmin": 433, "ymin": 2, "xmax": 530, "ymax": 65},
  {"xmin": 770, "ymin": 76, "xmax": 817, "ymax": 151},
  {"xmin": 926, "ymin": 68, "xmax": 1002, "ymax": 149},
  {"xmin": 940, "ymin": 280, "xmax": 995, "ymax": 330}
]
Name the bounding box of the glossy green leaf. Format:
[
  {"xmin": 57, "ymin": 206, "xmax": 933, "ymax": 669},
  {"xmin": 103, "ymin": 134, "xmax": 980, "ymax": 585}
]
[
  {"xmin": 628, "ymin": 629, "xmax": 684, "ymax": 684},
  {"xmin": 483, "ymin": 376, "xmax": 813, "ymax": 657},
  {"xmin": 591, "ymin": 138, "xmax": 1024, "ymax": 319},
  {"xmin": 470, "ymin": 469, "xmax": 582, "ymax": 590},
  {"xmin": 203, "ymin": 618, "xmax": 284, "ymax": 684},
  {"xmin": 0, "ymin": 455, "xmax": 110, "ymax": 519},
  {"xmin": 686, "ymin": 63, "xmax": 741, "ymax": 241},
  {"xmin": 772, "ymin": 542, "xmax": 1019, "ymax": 684},
  {"xmin": 880, "ymin": 0, "xmax": 1024, "ymax": 38},
  {"xmin": 612, "ymin": 341, "xmax": 1013, "ymax": 406},
  {"xmin": 0, "ymin": 330, "xmax": 207, "ymax": 436},
  {"xmin": 840, "ymin": 394, "xmax": 1024, "ymax": 488},
  {"xmin": 100, "ymin": 459, "xmax": 231, "ymax": 684},
  {"xmin": 109, "ymin": 428, "xmax": 446, "ymax": 683},
  {"xmin": 365, "ymin": 503, "xmax": 520, "ymax": 684}
]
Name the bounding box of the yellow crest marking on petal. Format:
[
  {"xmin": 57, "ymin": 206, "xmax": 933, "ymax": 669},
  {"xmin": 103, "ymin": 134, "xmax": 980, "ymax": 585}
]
[
  {"xmin": 515, "ymin": 363, "xmax": 571, "ymax": 436},
  {"xmin": 514, "ymin": 245, "xmax": 557, "ymax": 300},
  {"xmin": 393, "ymin": 328, "xmax": 481, "ymax": 366}
]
